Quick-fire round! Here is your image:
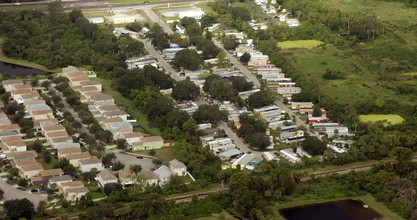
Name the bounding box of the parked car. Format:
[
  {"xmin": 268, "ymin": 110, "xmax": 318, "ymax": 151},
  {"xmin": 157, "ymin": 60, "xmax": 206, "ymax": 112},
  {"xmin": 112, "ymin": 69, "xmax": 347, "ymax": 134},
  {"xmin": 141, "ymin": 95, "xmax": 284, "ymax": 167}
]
[
  {"xmin": 39, "ymin": 186, "xmax": 45, "ymax": 191},
  {"xmin": 136, "ymin": 156, "xmax": 143, "ymax": 159},
  {"xmin": 31, "ymin": 189, "xmax": 38, "ymax": 192}
]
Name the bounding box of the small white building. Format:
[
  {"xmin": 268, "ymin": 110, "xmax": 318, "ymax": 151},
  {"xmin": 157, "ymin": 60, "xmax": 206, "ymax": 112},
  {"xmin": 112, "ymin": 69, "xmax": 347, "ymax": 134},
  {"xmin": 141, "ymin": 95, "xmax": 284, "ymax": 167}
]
[
  {"xmin": 88, "ymin": 17, "xmax": 104, "ymax": 24},
  {"xmin": 279, "ymin": 149, "xmax": 301, "ymax": 163},
  {"xmin": 79, "ymin": 157, "xmax": 104, "ymax": 173},
  {"xmin": 179, "ymin": 11, "xmax": 205, "ymax": 20},
  {"xmin": 169, "ymin": 159, "xmax": 187, "ymax": 176},
  {"xmin": 96, "ymin": 169, "xmax": 118, "ymax": 187}
]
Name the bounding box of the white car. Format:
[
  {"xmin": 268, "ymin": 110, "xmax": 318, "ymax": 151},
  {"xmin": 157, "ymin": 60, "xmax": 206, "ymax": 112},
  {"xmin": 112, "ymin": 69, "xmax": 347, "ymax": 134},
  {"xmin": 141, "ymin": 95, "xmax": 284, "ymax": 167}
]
[{"xmin": 14, "ymin": 2, "xmax": 22, "ymax": 5}]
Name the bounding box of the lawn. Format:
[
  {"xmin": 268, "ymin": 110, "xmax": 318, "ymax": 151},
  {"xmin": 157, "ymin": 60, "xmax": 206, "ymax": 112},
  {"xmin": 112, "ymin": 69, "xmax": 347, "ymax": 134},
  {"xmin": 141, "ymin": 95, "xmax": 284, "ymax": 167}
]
[
  {"xmin": 110, "ymin": 0, "xmax": 181, "ymax": 4},
  {"xmin": 133, "ymin": 147, "xmax": 176, "ymax": 163},
  {"xmin": 272, "ymin": 194, "xmax": 403, "ymax": 220},
  {"xmin": 94, "ymin": 77, "xmax": 161, "ymax": 136},
  {"xmin": 0, "ymin": 38, "xmax": 58, "ymax": 73},
  {"xmin": 195, "ymin": 2, "xmax": 217, "ymax": 14},
  {"xmin": 359, "ymin": 114, "xmax": 404, "ymax": 125},
  {"xmin": 277, "ymin": 40, "xmax": 324, "ymax": 49},
  {"xmin": 197, "ymin": 210, "xmax": 237, "ymax": 220},
  {"xmin": 38, "ymin": 156, "xmax": 59, "ymax": 170},
  {"xmin": 403, "ymin": 72, "xmax": 417, "ymax": 76},
  {"xmin": 90, "ymin": 191, "xmax": 106, "ymax": 200},
  {"xmin": 0, "ymin": 4, "xmax": 68, "ymax": 11}
]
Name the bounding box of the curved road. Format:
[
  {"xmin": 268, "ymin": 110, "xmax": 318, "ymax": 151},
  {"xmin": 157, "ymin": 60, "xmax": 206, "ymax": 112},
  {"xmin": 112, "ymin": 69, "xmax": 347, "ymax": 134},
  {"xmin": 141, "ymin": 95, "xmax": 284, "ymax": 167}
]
[{"xmin": 0, "ymin": 176, "xmax": 47, "ymax": 207}]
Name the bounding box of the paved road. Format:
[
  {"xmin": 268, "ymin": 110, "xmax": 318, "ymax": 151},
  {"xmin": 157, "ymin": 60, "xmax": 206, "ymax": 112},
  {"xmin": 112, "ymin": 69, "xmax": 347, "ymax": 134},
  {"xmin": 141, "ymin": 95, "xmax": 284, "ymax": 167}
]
[
  {"xmin": 105, "ymin": 149, "xmax": 156, "ymax": 172},
  {"xmin": 0, "ymin": 175, "xmax": 47, "ymax": 207},
  {"xmin": 212, "ymin": 39, "xmax": 261, "ymax": 88},
  {"xmin": 138, "ymin": 38, "xmax": 182, "ymax": 81},
  {"xmin": 142, "ymin": 6, "xmax": 174, "ymax": 35},
  {"xmin": 217, "ymin": 121, "xmax": 263, "ymax": 158}
]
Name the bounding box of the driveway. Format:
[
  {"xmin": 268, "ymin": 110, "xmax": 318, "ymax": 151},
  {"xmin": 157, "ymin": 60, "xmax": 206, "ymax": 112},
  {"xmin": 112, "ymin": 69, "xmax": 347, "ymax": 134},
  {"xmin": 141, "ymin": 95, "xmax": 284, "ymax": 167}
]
[
  {"xmin": 105, "ymin": 149, "xmax": 156, "ymax": 172},
  {"xmin": 0, "ymin": 176, "xmax": 47, "ymax": 207}
]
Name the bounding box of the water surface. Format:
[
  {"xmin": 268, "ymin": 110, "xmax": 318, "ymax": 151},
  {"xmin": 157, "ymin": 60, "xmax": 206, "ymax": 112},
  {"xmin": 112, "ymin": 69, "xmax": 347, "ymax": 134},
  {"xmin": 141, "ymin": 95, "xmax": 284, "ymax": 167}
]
[{"xmin": 0, "ymin": 61, "xmax": 46, "ymax": 76}]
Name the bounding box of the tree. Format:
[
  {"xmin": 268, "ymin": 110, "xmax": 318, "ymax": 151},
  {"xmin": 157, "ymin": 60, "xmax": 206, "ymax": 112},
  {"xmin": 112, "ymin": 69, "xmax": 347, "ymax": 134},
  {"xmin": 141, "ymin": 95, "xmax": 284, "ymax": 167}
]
[
  {"xmin": 193, "ymin": 104, "xmax": 227, "ymax": 124},
  {"xmin": 59, "ymin": 158, "xmax": 76, "ymax": 173},
  {"xmin": 32, "ymin": 139, "xmax": 43, "ymax": 153},
  {"xmin": 126, "ymin": 22, "xmax": 142, "ymax": 32},
  {"xmin": 111, "ymin": 161, "xmax": 125, "ymax": 171},
  {"xmin": 232, "ymin": 76, "xmax": 253, "ymax": 92},
  {"xmin": 247, "ymin": 90, "xmax": 274, "ymax": 108},
  {"xmin": 301, "ymin": 136, "xmax": 327, "ymax": 156},
  {"xmin": 240, "ymin": 52, "xmax": 251, "ymax": 63},
  {"xmin": 102, "ymin": 153, "xmax": 116, "ymax": 167},
  {"xmin": 216, "ymin": 52, "xmax": 230, "ymax": 68},
  {"xmin": 18, "ymin": 178, "xmax": 28, "ymax": 187},
  {"xmin": 312, "ymin": 105, "xmax": 322, "ymax": 117},
  {"xmin": 43, "ymin": 151, "xmax": 52, "ymax": 164},
  {"xmin": 172, "ymin": 79, "xmax": 200, "ymax": 101},
  {"xmin": 3, "ymin": 199, "xmax": 34, "ymax": 219},
  {"xmin": 172, "ymin": 49, "xmax": 201, "ymax": 70},
  {"xmin": 116, "ymin": 139, "xmax": 128, "ymax": 150},
  {"xmin": 231, "ymin": 7, "xmax": 251, "ymax": 21},
  {"xmin": 391, "ymin": 147, "xmax": 413, "ymax": 176},
  {"xmin": 222, "ymin": 35, "xmax": 239, "ymax": 50},
  {"xmin": 130, "ymin": 164, "xmax": 142, "ymax": 174},
  {"xmin": 0, "ymin": 188, "xmax": 4, "ymax": 198},
  {"xmin": 103, "ymin": 183, "xmax": 122, "ymax": 196},
  {"xmin": 201, "ymin": 14, "xmax": 217, "ymax": 29},
  {"xmin": 149, "ymin": 149, "xmax": 156, "ymax": 156},
  {"xmin": 37, "ymin": 200, "xmax": 47, "ymax": 217},
  {"xmin": 203, "ymin": 74, "xmax": 222, "ymax": 92},
  {"xmin": 248, "ymin": 133, "xmax": 271, "ymax": 150},
  {"xmin": 209, "ymin": 78, "xmax": 236, "ymax": 101}
]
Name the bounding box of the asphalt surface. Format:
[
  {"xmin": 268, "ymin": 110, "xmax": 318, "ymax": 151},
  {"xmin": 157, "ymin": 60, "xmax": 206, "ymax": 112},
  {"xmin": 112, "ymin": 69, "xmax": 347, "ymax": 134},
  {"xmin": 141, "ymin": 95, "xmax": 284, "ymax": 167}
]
[
  {"xmin": 105, "ymin": 148, "xmax": 156, "ymax": 172},
  {"xmin": 0, "ymin": 175, "xmax": 47, "ymax": 207},
  {"xmin": 138, "ymin": 38, "xmax": 182, "ymax": 81}
]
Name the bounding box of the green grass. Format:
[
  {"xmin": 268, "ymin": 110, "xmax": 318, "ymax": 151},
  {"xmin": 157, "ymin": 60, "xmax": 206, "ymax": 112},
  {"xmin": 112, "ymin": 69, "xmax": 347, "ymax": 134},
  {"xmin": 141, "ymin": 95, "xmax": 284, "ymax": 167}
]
[
  {"xmin": 197, "ymin": 210, "xmax": 237, "ymax": 220},
  {"xmin": 403, "ymin": 72, "xmax": 417, "ymax": 76},
  {"xmin": 319, "ymin": 0, "xmax": 417, "ymax": 27},
  {"xmin": 94, "ymin": 77, "xmax": 161, "ymax": 136},
  {"xmin": 195, "ymin": 2, "xmax": 217, "ymax": 14},
  {"xmin": 272, "ymin": 194, "xmax": 403, "ymax": 220},
  {"xmin": 277, "ymin": 40, "xmax": 324, "ymax": 49},
  {"xmin": 90, "ymin": 191, "xmax": 105, "ymax": 200},
  {"xmin": 38, "ymin": 157, "xmax": 59, "ymax": 170},
  {"xmin": 359, "ymin": 114, "xmax": 404, "ymax": 125},
  {"xmin": 133, "ymin": 147, "xmax": 175, "ymax": 163},
  {"xmin": 87, "ymin": 185, "xmax": 100, "ymax": 191},
  {"xmin": 178, "ymin": 175, "xmax": 193, "ymax": 183},
  {"xmin": 110, "ymin": 0, "xmax": 181, "ymax": 4},
  {"xmin": 0, "ymin": 4, "xmax": 68, "ymax": 11}
]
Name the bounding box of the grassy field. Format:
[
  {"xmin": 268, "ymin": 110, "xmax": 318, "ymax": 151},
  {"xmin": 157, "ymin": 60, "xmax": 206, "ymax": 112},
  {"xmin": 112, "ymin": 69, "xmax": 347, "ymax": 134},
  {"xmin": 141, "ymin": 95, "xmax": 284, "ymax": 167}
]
[
  {"xmin": 272, "ymin": 194, "xmax": 403, "ymax": 220},
  {"xmin": 0, "ymin": 38, "xmax": 58, "ymax": 73},
  {"xmin": 38, "ymin": 157, "xmax": 58, "ymax": 170},
  {"xmin": 277, "ymin": 40, "xmax": 324, "ymax": 49},
  {"xmin": 197, "ymin": 210, "xmax": 237, "ymax": 220},
  {"xmin": 359, "ymin": 114, "xmax": 405, "ymax": 125},
  {"xmin": 320, "ymin": 0, "xmax": 417, "ymax": 27},
  {"xmin": 403, "ymin": 72, "xmax": 417, "ymax": 76},
  {"xmin": 0, "ymin": 4, "xmax": 68, "ymax": 11},
  {"xmin": 110, "ymin": 0, "xmax": 181, "ymax": 4},
  {"xmin": 133, "ymin": 147, "xmax": 175, "ymax": 163},
  {"xmin": 94, "ymin": 77, "xmax": 161, "ymax": 136},
  {"xmin": 195, "ymin": 2, "xmax": 217, "ymax": 14}
]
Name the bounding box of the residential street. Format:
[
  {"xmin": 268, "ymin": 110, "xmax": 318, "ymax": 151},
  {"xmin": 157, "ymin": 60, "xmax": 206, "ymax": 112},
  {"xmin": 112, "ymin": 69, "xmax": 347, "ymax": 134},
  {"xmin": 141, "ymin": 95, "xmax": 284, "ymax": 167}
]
[
  {"xmin": 0, "ymin": 175, "xmax": 47, "ymax": 207},
  {"xmin": 217, "ymin": 121, "xmax": 263, "ymax": 158},
  {"xmin": 138, "ymin": 38, "xmax": 182, "ymax": 81}
]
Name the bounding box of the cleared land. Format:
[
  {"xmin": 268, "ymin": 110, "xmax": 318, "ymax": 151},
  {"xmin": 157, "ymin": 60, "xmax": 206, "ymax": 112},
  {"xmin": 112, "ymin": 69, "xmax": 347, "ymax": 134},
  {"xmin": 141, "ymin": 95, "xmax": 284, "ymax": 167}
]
[
  {"xmin": 272, "ymin": 194, "xmax": 403, "ymax": 220},
  {"xmin": 277, "ymin": 40, "xmax": 323, "ymax": 49},
  {"xmin": 359, "ymin": 114, "xmax": 405, "ymax": 125}
]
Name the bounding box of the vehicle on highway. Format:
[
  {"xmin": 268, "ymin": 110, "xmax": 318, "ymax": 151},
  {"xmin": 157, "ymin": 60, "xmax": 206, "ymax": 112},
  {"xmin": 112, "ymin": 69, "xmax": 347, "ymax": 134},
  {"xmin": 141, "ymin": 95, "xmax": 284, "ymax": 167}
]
[
  {"xmin": 144, "ymin": 1, "xmax": 150, "ymax": 4},
  {"xmin": 137, "ymin": 156, "xmax": 143, "ymax": 159},
  {"xmin": 14, "ymin": 2, "xmax": 22, "ymax": 5}
]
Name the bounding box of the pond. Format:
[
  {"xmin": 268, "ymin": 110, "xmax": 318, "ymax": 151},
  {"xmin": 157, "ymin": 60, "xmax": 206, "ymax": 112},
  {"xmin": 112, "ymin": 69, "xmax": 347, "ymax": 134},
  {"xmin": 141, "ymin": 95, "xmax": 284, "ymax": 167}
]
[
  {"xmin": 279, "ymin": 200, "xmax": 383, "ymax": 220},
  {"xmin": 0, "ymin": 61, "xmax": 46, "ymax": 76}
]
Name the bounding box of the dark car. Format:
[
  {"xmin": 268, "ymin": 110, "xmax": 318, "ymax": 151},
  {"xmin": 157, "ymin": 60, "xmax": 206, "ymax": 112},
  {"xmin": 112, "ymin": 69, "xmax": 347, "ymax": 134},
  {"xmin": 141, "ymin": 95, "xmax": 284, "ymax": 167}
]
[
  {"xmin": 31, "ymin": 189, "xmax": 38, "ymax": 192},
  {"xmin": 144, "ymin": 1, "xmax": 150, "ymax": 5},
  {"xmin": 39, "ymin": 186, "xmax": 45, "ymax": 191},
  {"xmin": 136, "ymin": 156, "xmax": 143, "ymax": 159}
]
